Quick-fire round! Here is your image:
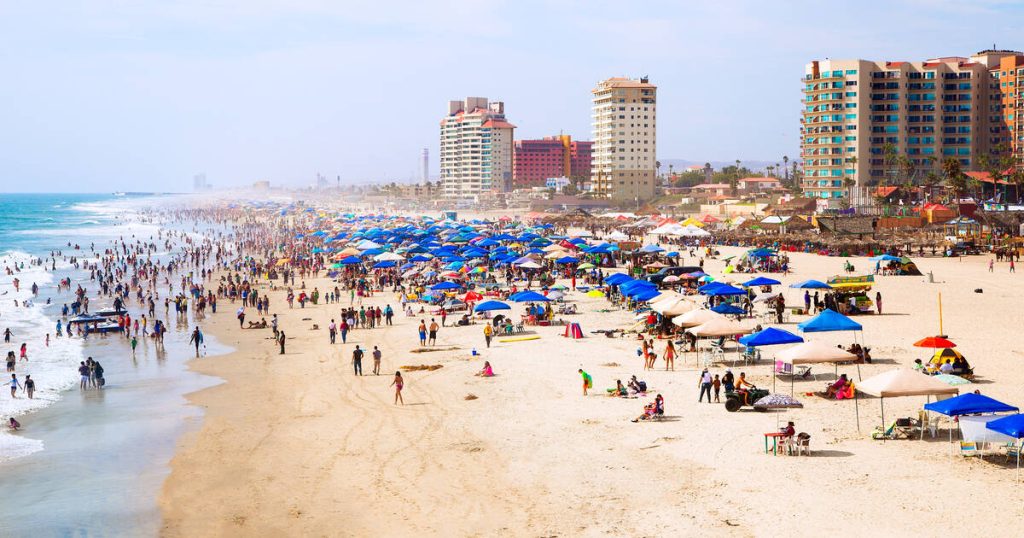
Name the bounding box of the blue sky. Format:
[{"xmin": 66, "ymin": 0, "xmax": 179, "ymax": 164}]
[{"xmin": 2, "ymin": 0, "xmax": 1023, "ymax": 192}]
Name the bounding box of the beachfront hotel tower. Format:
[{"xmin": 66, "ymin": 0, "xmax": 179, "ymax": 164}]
[
  {"xmin": 513, "ymin": 135, "xmax": 592, "ymax": 189},
  {"xmin": 801, "ymin": 50, "xmax": 1024, "ymax": 204},
  {"xmin": 439, "ymin": 97, "xmax": 516, "ymax": 200},
  {"xmin": 591, "ymin": 77, "xmax": 657, "ymax": 204}
]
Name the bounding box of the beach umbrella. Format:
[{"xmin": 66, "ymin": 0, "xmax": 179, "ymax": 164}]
[
  {"xmin": 663, "ymin": 275, "xmax": 681, "ymax": 283},
  {"xmin": 547, "ymin": 290, "xmax": 565, "ymax": 301},
  {"xmin": 430, "ymin": 281, "xmax": 461, "ymax": 290},
  {"xmin": 753, "ymin": 394, "xmax": 804, "ymax": 409},
  {"xmin": 742, "ymin": 276, "xmax": 781, "ymax": 287},
  {"xmin": 869, "ymin": 254, "xmax": 902, "ymax": 262},
  {"xmin": 913, "ymin": 336, "xmax": 956, "ymax": 349},
  {"xmin": 586, "ymin": 289, "xmax": 605, "ymax": 298},
  {"xmin": 338, "ymin": 256, "xmax": 362, "ymax": 265},
  {"xmin": 556, "ymin": 256, "xmax": 580, "ymax": 264},
  {"xmin": 463, "ymin": 291, "xmax": 484, "ymax": 302},
  {"xmin": 789, "ymin": 279, "xmax": 832, "ymax": 289},
  {"xmin": 577, "ymin": 263, "xmax": 595, "ymax": 270},
  {"xmin": 798, "ymin": 309, "xmax": 862, "ymax": 332},
  {"xmin": 474, "ymin": 300, "xmax": 511, "ymax": 312},
  {"xmin": 510, "ymin": 290, "xmax": 550, "ymax": 302},
  {"xmin": 372, "ymin": 260, "xmax": 397, "ymax": 269}
]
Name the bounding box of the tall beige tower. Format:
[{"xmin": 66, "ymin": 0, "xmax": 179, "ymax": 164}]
[
  {"xmin": 439, "ymin": 97, "xmax": 515, "ymax": 200},
  {"xmin": 591, "ymin": 77, "xmax": 657, "ymax": 204}
]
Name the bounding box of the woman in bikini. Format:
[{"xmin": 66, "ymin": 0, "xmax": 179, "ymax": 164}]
[{"xmin": 390, "ymin": 371, "xmax": 404, "ymax": 405}]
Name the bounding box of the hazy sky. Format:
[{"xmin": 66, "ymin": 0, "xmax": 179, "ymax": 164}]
[{"xmin": 2, "ymin": 0, "xmax": 1024, "ymax": 192}]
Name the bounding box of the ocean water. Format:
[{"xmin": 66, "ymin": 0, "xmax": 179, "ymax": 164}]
[{"xmin": 0, "ymin": 193, "xmax": 224, "ymax": 535}]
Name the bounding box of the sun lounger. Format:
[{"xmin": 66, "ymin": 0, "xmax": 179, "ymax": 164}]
[{"xmin": 960, "ymin": 441, "xmax": 979, "ymax": 458}]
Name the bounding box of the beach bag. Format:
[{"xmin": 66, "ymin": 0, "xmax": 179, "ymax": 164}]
[{"xmin": 637, "ymin": 381, "xmax": 648, "ymax": 392}]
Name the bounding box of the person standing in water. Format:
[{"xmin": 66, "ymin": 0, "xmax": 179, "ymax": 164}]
[
  {"xmin": 390, "ymin": 371, "xmax": 404, "ymax": 405},
  {"xmin": 24, "ymin": 375, "xmax": 34, "ymax": 399},
  {"xmin": 189, "ymin": 327, "xmax": 202, "ymax": 357},
  {"xmin": 9, "ymin": 374, "xmax": 22, "ymax": 398}
]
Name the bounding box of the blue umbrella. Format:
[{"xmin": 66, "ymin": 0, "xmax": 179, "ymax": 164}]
[
  {"xmin": 790, "ymin": 279, "xmax": 832, "ymax": 289},
  {"xmin": 372, "ymin": 260, "xmax": 397, "ymax": 269},
  {"xmin": 738, "ymin": 327, "xmax": 804, "ymax": 347},
  {"xmin": 869, "ymin": 254, "xmax": 902, "ymax": 262},
  {"xmin": 703, "ymin": 284, "xmax": 747, "ymax": 296},
  {"xmin": 742, "ymin": 276, "xmax": 782, "ymax": 287},
  {"xmin": 430, "ymin": 281, "xmax": 461, "ymax": 290},
  {"xmin": 338, "ymin": 256, "xmax": 362, "ymax": 265},
  {"xmin": 638, "ymin": 244, "xmax": 665, "ymax": 253},
  {"xmin": 556, "ymin": 256, "xmax": 579, "ymax": 264},
  {"xmin": 474, "ymin": 300, "xmax": 512, "ymax": 312},
  {"xmin": 510, "ymin": 290, "xmax": 550, "ymax": 302}
]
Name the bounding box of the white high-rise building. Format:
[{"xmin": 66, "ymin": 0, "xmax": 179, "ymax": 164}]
[
  {"xmin": 420, "ymin": 148, "xmax": 429, "ymax": 184},
  {"xmin": 439, "ymin": 97, "xmax": 515, "ymax": 199},
  {"xmin": 591, "ymin": 77, "xmax": 657, "ymax": 203}
]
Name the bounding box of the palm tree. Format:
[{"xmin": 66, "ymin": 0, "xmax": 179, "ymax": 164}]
[
  {"xmin": 847, "ymin": 156, "xmax": 858, "ymax": 204},
  {"xmin": 783, "ymin": 155, "xmax": 790, "ymax": 183}
]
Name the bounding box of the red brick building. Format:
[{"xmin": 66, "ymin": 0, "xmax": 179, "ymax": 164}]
[{"xmin": 513, "ymin": 135, "xmax": 592, "ymax": 189}]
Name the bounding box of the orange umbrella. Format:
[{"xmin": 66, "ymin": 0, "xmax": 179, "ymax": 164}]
[{"xmin": 913, "ymin": 336, "xmax": 956, "ymax": 349}]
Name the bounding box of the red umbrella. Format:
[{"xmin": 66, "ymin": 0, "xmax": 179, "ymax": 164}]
[
  {"xmin": 913, "ymin": 336, "xmax": 956, "ymax": 349},
  {"xmin": 463, "ymin": 291, "xmax": 483, "ymax": 302}
]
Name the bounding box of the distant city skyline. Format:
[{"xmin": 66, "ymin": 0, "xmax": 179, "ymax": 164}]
[{"xmin": 2, "ymin": 0, "xmax": 1023, "ymax": 192}]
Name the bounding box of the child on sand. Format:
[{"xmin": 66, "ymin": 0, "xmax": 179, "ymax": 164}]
[
  {"xmin": 390, "ymin": 371, "xmax": 404, "ymax": 405},
  {"xmin": 578, "ymin": 369, "xmax": 593, "ymax": 396},
  {"xmin": 476, "ymin": 361, "xmax": 494, "ymax": 377}
]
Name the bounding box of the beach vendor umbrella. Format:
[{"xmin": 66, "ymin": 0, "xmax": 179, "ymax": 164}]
[
  {"xmin": 430, "ymin": 281, "xmax": 461, "ymax": 291},
  {"xmin": 753, "ymin": 393, "xmax": 804, "ymax": 409},
  {"xmin": 789, "ymin": 279, "xmax": 832, "ymax": 289},
  {"xmin": 913, "ymin": 336, "xmax": 956, "ymax": 349},
  {"xmin": 742, "ymin": 276, "xmax": 781, "ymax": 287},
  {"xmin": 711, "ymin": 303, "xmax": 746, "ymax": 315},
  {"xmin": 510, "ymin": 290, "xmax": 550, "ymax": 302},
  {"xmin": 474, "ymin": 300, "xmax": 511, "ymax": 312}
]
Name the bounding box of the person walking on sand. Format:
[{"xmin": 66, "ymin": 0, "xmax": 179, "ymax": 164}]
[
  {"xmin": 390, "ymin": 371, "xmax": 404, "ymax": 405},
  {"xmin": 698, "ymin": 369, "xmax": 713, "ymax": 403},
  {"xmin": 278, "ymin": 331, "xmax": 286, "ymax": 354},
  {"xmin": 428, "ymin": 318, "xmax": 439, "ymax": 346},
  {"xmin": 578, "ymin": 368, "xmax": 593, "ymax": 396},
  {"xmin": 875, "ymin": 292, "xmax": 882, "ymax": 315},
  {"xmin": 10, "ymin": 374, "xmax": 22, "ymax": 398},
  {"xmin": 237, "ymin": 306, "xmax": 245, "ymax": 328},
  {"xmin": 352, "ymin": 345, "xmax": 364, "ymax": 376},
  {"xmin": 483, "ymin": 323, "xmax": 493, "ymax": 348},
  {"xmin": 712, "ymin": 374, "xmax": 722, "ymax": 402},
  {"xmin": 372, "ymin": 345, "xmax": 382, "ymax": 375},
  {"xmin": 989, "ymin": 259, "xmax": 994, "ymax": 272},
  {"xmin": 329, "ymin": 319, "xmax": 337, "ymax": 344},
  {"xmin": 664, "ymin": 340, "xmax": 676, "ymax": 371},
  {"xmin": 1011, "ymin": 259, "xmax": 1016, "ymax": 273},
  {"xmin": 189, "ymin": 326, "xmax": 202, "ymax": 357},
  {"xmin": 417, "ymin": 320, "xmax": 427, "ymax": 347}
]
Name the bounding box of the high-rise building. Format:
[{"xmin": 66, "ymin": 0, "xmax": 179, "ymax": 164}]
[
  {"xmin": 591, "ymin": 77, "xmax": 657, "ymax": 203},
  {"xmin": 801, "ymin": 50, "xmax": 1024, "ymax": 203},
  {"xmin": 439, "ymin": 97, "xmax": 515, "ymax": 199},
  {"xmin": 513, "ymin": 135, "xmax": 592, "ymax": 189}
]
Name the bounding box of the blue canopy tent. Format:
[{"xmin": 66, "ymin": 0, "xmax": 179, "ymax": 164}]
[
  {"xmin": 798, "ymin": 308, "xmax": 866, "ymax": 384},
  {"xmin": 986, "ymin": 414, "xmax": 1024, "ymax": 479},
  {"xmin": 703, "ymin": 284, "xmax": 747, "ymax": 297},
  {"xmin": 711, "ymin": 303, "xmax": 746, "ymax": 315},
  {"xmin": 924, "ymin": 393, "xmax": 1020, "ymax": 452},
  {"xmin": 739, "ymin": 327, "xmax": 804, "ymax": 347}
]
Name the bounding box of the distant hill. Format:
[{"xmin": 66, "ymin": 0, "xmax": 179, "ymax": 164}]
[{"xmin": 659, "ymin": 159, "xmax": 787, "ymax": 173}]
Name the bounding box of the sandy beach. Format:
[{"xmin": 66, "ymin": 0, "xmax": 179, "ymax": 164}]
[{"xmin": 161, "ymin": 239, "xmax": 1024, "ymax": 537}]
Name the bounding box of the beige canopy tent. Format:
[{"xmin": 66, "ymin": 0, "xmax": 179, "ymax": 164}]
[
  {"xmin": 687, "ymin": 317, "xmax": 753, "ymax": 337},
  {"xmin": 651, "ymin": 297, "xmax": 696, "ymax": 316},
  {"xmin": 774, "ymin": 340, "xmax": 860, "ymax": 394},
  {"xmin": 857, "ymin": 369, "xmax": 960, "ymax": 436},
  {"xmin": 672, "ymin": 309, "xmax": 722, "ymax": 327}
]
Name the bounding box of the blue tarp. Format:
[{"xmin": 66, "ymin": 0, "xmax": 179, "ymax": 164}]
[
  {"xmin": 924, "ymin": 393, "xmax": 1019, "ymax": 416},
  {"xmin": 798, "ymin": 309, "xmax": 862, "ymax": 332},
  {"xmin": 986, "ymin": 414, "xmax": 1024, "ymax": 439},
  {"xmin": 738, "ymin": 327, "xmax": 804, "ymax": 347}
]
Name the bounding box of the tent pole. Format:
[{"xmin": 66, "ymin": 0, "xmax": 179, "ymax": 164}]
[
  {"xmin": 881, "ymin": 397, "xmax": 886, "ymax": 443},
  {"xmin": 854, "ymin": 388, "xmax": 860, "ymax": 432}
]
